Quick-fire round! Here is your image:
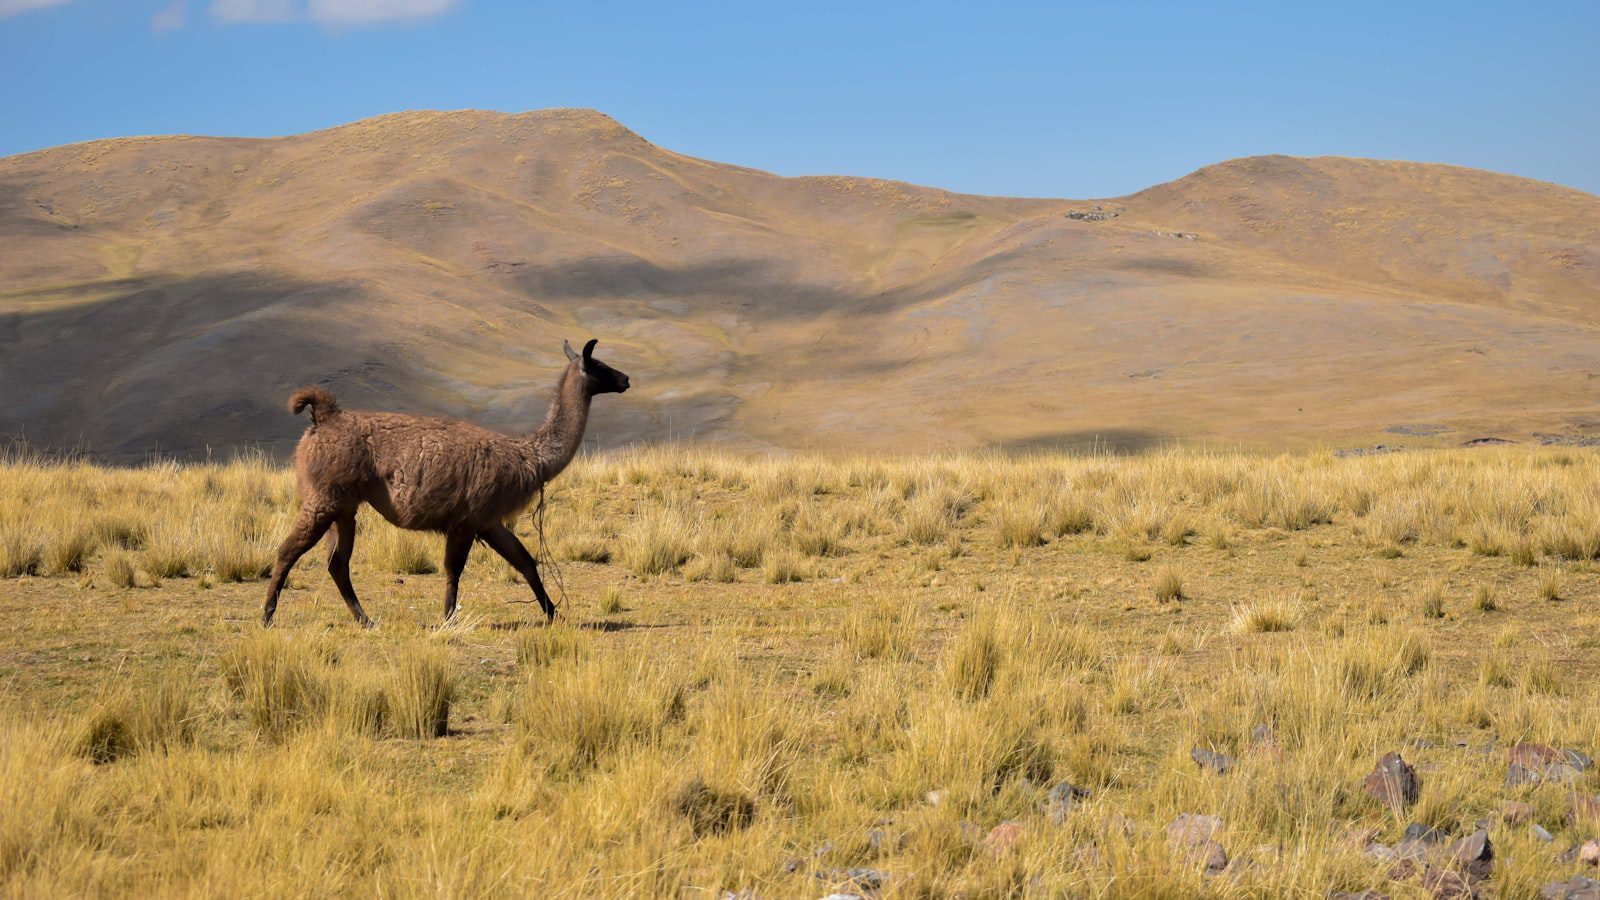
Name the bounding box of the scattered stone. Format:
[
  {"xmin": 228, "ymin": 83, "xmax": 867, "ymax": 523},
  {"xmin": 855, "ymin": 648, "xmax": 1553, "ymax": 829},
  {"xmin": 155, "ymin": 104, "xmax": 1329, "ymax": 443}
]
[
  {"xmin": 1151, "ymin": 230, "xmax": 1199, "ymax": 240},
  {"xmin": 842, "ymin": 868, "xmax": 885, "ymax": 892},
  {"xmin": 1365, "ymin": 842, "xmax": 1398, "ymax": 862},
  {"xmin": 1462, "ymin": 437, "xmax": 1515, "ymax": 446},
  {"xmin": 1533, "ymin": 824, "xmax": 1555, "ymax": 843},
  {"xmin": 1411, "ymin": 738, "xmax": 1437, "ymax": 750},
  {"xmin": 1508, "ymin": 763, "xmax": 1545, "ymax": 788},
  {"xmin": 1420, "ymin": 867, "xmax": 1475, "ymax": 899},
  {"xmin": 1542, "ymin": 875, "xmax": 1600, "ymax": 900},
  {"xmin": 1536, "ymin": 433, "xmax": 1600, "ymax": 448},
  {"xmin": 783, "ymin": 858, "xmax": 804, "ymax": 874},
  {"xmin": 1513, "ymin": 743, "xmax": 1568, "ymax": 768},
  {"xmin": 1251, "ymin": 723, "xmax": 1275, "ymax": 745},
  {"xmin": 1329, "ymin": 892, "xmax": 1390, "ymax": 900},
  {"xmin": 1502, "ymin": 800, "xmax": 1536, "ymax": 824},
  {"xmin": 866, "ymin": 828, "xmax": 903, "ymax": 853},
  {"xmin": 1548, "ymin": 763, "xmax": 1585, "ymax": 785},
  {"xmin": 1364, "ymin": 752, "xmax": 1421, "ymax": 809},
  {"xmin": 1583, "ymin": 839, "xmax": 1600, "ymax": 866},
  {"xmin": 1397, "ymin": 823, "xmax": 1447, "ymax": 860},
  {"xmin": 1446, "ymin": 830, "xmax": 1493, "ymax": 882},
  {"xmin": 1065, "ymin": 208, "xmax": 1119, "ymax": 221},
  {"xmin": 1167, "ymin": 814, "xmax": 1228, "ymax": 874},
  {"xmin": 1567, "ymin": 749, "xmax": 1597, "ymax": 771},
  {"xmin": 720, "ymin": 891, "xmax": 760, "ymax": 900},
  {"xmin": 983, "ymin": 821, "xmax": 1025, "ymax": 857},
  {"xmin": 924, "ymin": 789, "xmax": 946, "ymax": 807},
  {"xmin": 1191, "ymin": 747, "xmax": 1235, "ymax": 774},
  {"xmin": 1335, "ymin": 444, "xmax": 1406, "ymax": 458},
  {"xmin": 1041, "ymin": 782, "xmax": 1088, "ymax": 824},
  {"xmin": 1387, "ymin": 424, "xmax": 1449, "ymax": 437}
]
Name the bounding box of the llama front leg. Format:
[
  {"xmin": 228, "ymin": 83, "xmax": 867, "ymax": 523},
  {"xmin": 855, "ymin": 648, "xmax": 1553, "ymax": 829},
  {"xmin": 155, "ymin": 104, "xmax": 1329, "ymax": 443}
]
[
  {"xmin": 327, "ymin": 514, "xmax": 373, "ymax": 627},
  {"xmin": 262, "ymin": 508, "xmax": 334, "ymax": 627},
  {"xmin": 479, "ymin": 523, "xmax": 557, "ymax": 622},
  {"xmin": 440, "ymin": 531, "xmax": 474, "ymax": 622}
]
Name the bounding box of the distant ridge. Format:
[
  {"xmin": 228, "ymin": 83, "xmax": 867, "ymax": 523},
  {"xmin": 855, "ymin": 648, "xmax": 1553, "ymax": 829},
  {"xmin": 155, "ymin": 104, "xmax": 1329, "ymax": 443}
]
[{"xmin": 3, "ymin": 108, "xmax": 1598, "ymax": 460}]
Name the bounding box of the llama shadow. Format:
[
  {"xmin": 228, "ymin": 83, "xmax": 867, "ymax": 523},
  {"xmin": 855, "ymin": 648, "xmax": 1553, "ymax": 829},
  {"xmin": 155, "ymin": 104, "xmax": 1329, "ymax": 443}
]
[{"xmin": 484, "ymin": 618, "xmax": 671, "ymax": 633}]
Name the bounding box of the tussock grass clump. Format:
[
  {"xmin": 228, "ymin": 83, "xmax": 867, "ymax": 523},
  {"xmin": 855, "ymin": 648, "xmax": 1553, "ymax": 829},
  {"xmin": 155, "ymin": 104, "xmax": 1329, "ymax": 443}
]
[
  {"xmin": 360, "ymin": 522, "xmax": 438, "ymax": 576},
  {"xmin": 1231, "ymin": 599, "xmax": 1297, "ymax": 634},
  {"xmin": 1537, "ymin": 566, "xmax": 1564, "ymax": 601},
  {"xmin": 761, "ymin": 547, "xmax": 811, "ymax": 583},
  {"xmin": 512, "ymin": 657, "xmax": 684, "ymax": 774},
  {"xmin": 387, "ymin": 643, "xmax": 456, "ymax": 739},
  {"xmin": 1153, "ymin": 565, "xmax": 1184, "ymax": 602},
  {"xmin": 1335, "ymin": 629, "xmax": 1430, "ymax": 700},
  {"xmin": 1471, "ymin": 582, "xmax": 1498, "ymax": 612},
  {"xmin": 99, "ymin": 548, "xmax": 138, "ymax": 589},
  {"xmin": 620, "ymin": 505, "xmax": 694, "ymax": 576},
  {"xmin": 944, "ymin": 612, "xmax": 1003, "ymax": 700},
  {"xmin": 683, "ymin": 552, "xmax": 737, "ymax": 583},
  {"xmin": 221, "ymin": 632, "xmax": 336, "ymax": 741},
  {"xmin": 843, "ymin": 597, "xmax": 920, "ymax": 660},
  {"xmin": 991, "ymin": 493, "xmax": 1048, "ymax": 548},
  {"xmin": 515, "ymin": 623, "xmax": 585, "ymax": 668},
  {"xmin": 72, "ymin": 676, "xmax": 198, "ymax": 764},
  {"xmin": 597, "ymin": 584, "xmax": 625, "ymax": 615},
  {"xmin": 672, "ymin": 777, "xmax": 755, "ymax": 837},
  {"xmin": 1417, "ymin": 577, "xmax": 1447, "ymax": 619}
]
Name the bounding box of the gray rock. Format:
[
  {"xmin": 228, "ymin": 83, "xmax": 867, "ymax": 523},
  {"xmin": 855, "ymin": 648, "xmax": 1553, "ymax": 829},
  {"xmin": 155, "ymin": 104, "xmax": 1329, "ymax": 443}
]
[
  {"xmin": 1446, "ymin": 830, "xmax": 1493, "ymax": 882},
  {"xmin": 1567, "ymin": 749, "xmax": 1597, "ymax": 771},
  {"xmin": 1542, "ymin": 875, "xmax": 1600, "ymax": 900},
  {"xmin": 843, "ymin": 868, "xmax": 885, "ymax": 891},
  {"xmin": 1507, "ymin": 762, "xmax": 1544, "ymax": 787},
  {"xmin": 1364, "ymin": 752, "xmax": 1420, "ymax": 808},
  {"xmin": 1042, "ymin": 781, "xmax": 1088, "ymax": 823},
  {"xmin": 1365, "ymin": 842, "xmax": 1397, "ymax": 862},
  {"xmin": 1397, "ymin": 823, "xmax": 1448, "ymax": 860},
  {"xmin": 1329, "ymin": 892, "xmax": 1390, "ymax": 900},
  {"xmin": 1533, "ymin": 824, "xmax": 1555, "ymax": 842},
  {"xmin": 1191, "ymin": 747, "xmax": 1235, "ymax": 774}
]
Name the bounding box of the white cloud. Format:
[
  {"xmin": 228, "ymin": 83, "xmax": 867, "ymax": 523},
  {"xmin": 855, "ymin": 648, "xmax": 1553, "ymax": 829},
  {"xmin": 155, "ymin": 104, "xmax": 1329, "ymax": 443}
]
[
  {"xmin": 0, "ymin": 0, "xmax": 73, "ymax": 19},
  {"xmin": 209, "ymin": 0, "xmax": 297, "ymax": 22},
  {"xmin": 208, "ymin": 0, "xmax": 460, "ymax": 25},
  {"xmin": 151, "ymin": 0, "xmax": 186, "ymax": 32},
  {"xmin": 308, "ymin": 0, "xmax": 459, "ymax": 25}
]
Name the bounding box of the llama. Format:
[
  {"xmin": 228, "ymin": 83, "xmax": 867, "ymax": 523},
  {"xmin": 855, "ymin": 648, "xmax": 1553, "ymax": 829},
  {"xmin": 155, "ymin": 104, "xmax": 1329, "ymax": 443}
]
[{"xmin": 261, "ymin": 338, "xmax": 630, "ymax": 627}]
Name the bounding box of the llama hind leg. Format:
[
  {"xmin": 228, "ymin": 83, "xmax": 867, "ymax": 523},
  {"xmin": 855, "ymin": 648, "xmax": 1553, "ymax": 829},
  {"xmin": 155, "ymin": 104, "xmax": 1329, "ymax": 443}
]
[
  {"xmin": 327, "ymin": 514, "xmax": 373, "ymax": 627},
  {"xmin": 440, "ymin": 531, "xmax": 474, "ymax": 622},
  {"xmin": 262, "ymin": 508, "xmax": 334, "ymax": 627},
  {"xmin": 479, "ymin": 523, "xmax": 557, "ymax": 622}
]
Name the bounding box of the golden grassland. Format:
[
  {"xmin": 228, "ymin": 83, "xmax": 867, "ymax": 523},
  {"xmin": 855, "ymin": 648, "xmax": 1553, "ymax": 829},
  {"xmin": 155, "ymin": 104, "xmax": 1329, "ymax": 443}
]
[{"xmin": 2, "ymin": 447, "xmax": 1600, "ymax": 897}]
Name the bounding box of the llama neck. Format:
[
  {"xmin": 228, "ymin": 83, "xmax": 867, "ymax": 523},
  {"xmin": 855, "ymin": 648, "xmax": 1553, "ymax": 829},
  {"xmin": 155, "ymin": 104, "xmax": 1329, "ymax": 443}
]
[{"xmin": 528, "ymin": 364, "xmax": 591, "ymax": 482}]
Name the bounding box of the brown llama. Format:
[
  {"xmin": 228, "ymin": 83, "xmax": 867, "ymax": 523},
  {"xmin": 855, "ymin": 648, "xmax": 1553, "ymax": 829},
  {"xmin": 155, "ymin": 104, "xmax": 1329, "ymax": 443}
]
[{"xmin": 261, "ymin": 338, "xmax": 630, "ymax": 627}]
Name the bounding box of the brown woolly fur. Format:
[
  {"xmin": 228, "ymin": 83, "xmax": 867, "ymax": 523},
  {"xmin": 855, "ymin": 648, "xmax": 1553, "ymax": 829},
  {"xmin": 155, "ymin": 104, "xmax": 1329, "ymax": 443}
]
[{"xmin": 262, "ymin": 339, "xmax": 629, "ymax": 627}]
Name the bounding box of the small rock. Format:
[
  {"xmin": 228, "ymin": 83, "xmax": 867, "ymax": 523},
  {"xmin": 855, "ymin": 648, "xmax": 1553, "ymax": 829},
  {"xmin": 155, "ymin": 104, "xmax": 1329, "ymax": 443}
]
[
  {"xmin": 1191, "ymin": 747, "xmax": 1235, "ymax": 774},
  {"xmin": 1512, "ymin": 742, "xmax": 1567, "ymax": 768},
  {"xmin": 720, "ymin": 891, "xmax": 760, "ymax": 900},
  {"xmin": 842, "ymin": 868, "xmax": 885, "ymax": 891},
  {"xmin": 1167, "ymin": 814, "xmax": 1227, "ymax": 874},
  {"xmin": 1251, "ymin": 723, "xmax": 1275, "ymax": 745},
  {"xmin": 983, "ymin": 821, "xmax": 1025, "ymax": 857},
  {"xmin": 1397, "ymin": 824, "xmax": 1448, "ymax": 860},
  {"xmin": 818, "ymin": 895, "xmax": 865, "ymax": 900},
  {"xmin": 1365, "ymin": 842, "xmax": 1398, "ymax": 862},
  {"xmin": 1542, "ymin": 875, "xmax": 1600, "ymax": 900},
  {"xmin": 1566, "ymin": 749, "xmax": 1596, "ymax": 771},
  {"xmin": 924, "ymin": 789, "xmax": 946, "ymax": 807},
  {"xmin": 1364, "ymin": 752, "xmax": 1420, "ymax": 809},
  {"xmin": 1502, "ymin": 800, "xmax": 1536, "ymax": 824},
  {"xmin": 782, "ymin": 858, "xmax": 804, "ymax": 874},
  {"xmin": 1508, "ymin": 763, "xmax": 1545, "ymax": 788},
  {"xmin": 1446, "ymin": 830, "xmax": 1493, "ymax": 882},
  {"xmin": 1167, "ymin": 813, "xmax": 1223, "ymax": 845},
  {"xmin": 1583, "ymin": 839, "xmax": 1600, "ymax": 866},
  {"xmin": 1330, "ymin": 892, "xmax": 1390, "ymax": 900},
  {"xmin": 866, "ymin": 828, "xmax": 903, "ymax": 853},
  {"xmin": 1411, "ymin": 738, "xmax": 1437, "ymax": 750},
  {"xmin": 1550, "ymin": 763, "xmax": 1585, "ymax": 784},
  {"xmin": 1041, "ymin": 782, "xmax": 1087, "ymax": 824},
  {"xmin": 1533, "ymin": 824, "xmax": 1555, "ymax": 842},
  {"xmin": 1420, "ymin": 867, "xmax": 1475, "ymax": 899}
]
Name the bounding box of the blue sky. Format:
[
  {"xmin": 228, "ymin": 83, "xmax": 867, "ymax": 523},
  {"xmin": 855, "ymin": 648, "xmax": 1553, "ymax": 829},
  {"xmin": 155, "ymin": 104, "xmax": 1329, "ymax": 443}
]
[{"xmin": 1, "ymin": 0, "xmax": 1596, "ymax": 198}]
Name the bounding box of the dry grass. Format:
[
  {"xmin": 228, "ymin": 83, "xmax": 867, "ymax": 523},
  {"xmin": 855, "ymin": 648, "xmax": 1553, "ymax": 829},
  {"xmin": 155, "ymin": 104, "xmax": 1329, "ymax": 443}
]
[{"xmin": 2, "ymin": 446, "xmax": 1600, "ymax": 896}]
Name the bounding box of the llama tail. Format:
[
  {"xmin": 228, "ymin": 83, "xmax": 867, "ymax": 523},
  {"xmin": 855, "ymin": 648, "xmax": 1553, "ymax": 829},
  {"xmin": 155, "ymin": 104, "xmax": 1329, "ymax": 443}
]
[{"xmin": 288, "ymin": 386, "xmax": 341, "ymax": 426}]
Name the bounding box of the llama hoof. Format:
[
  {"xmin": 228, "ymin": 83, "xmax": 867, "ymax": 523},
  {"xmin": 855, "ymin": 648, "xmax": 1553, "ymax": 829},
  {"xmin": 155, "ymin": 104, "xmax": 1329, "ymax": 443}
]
[{"xmin": 357, "ymin": 616, "xmax": 375, "ymax": 629}]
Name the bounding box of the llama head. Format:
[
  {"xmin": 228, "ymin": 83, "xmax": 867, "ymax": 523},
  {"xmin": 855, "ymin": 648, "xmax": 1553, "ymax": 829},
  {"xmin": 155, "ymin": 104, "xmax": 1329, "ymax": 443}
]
[{"xmin": 564, "ymin": 338, "xmax": 630, "ymax": 395}]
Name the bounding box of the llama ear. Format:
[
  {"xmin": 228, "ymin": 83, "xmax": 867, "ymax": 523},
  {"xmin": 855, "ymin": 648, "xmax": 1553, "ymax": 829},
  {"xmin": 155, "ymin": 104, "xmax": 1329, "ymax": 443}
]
[
  {"xmin": 563, "ymin": 339, "xmax": 578, "ymax": 362},
  {"xmin": 582, "ymin": 339, "xmax": 598, "ymax": 362}
]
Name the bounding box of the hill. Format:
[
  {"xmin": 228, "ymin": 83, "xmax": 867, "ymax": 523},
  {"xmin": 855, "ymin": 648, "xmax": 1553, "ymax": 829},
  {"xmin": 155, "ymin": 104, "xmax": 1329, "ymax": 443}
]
[{"xmin": 2, "ymin": 108, "xmax": 1598, "ymax": 459}]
